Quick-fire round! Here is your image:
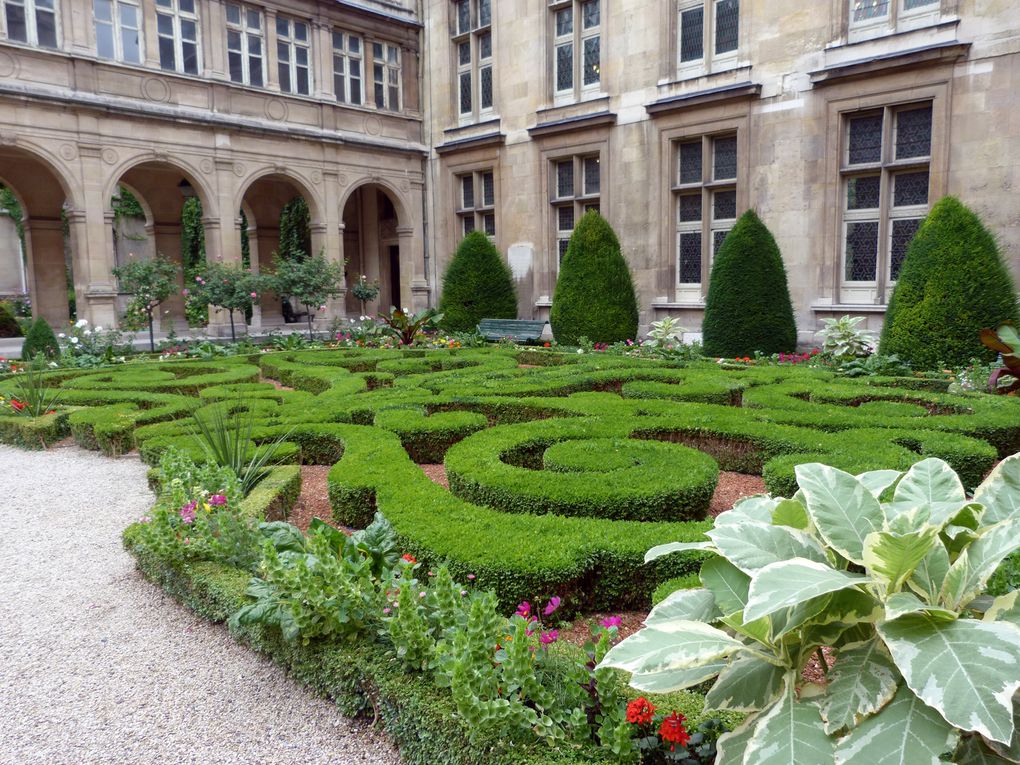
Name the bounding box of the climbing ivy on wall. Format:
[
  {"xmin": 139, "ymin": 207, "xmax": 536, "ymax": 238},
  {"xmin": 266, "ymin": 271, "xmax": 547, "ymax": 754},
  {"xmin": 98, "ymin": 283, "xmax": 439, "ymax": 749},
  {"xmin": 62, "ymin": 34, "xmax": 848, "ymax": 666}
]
[
  {"xmin": 278, "ymin": 197, "xmax": 310, "ymax": 260},
  {"xmin": 112, "ymin": 186, "xmax": 146, "ymax": 221}
]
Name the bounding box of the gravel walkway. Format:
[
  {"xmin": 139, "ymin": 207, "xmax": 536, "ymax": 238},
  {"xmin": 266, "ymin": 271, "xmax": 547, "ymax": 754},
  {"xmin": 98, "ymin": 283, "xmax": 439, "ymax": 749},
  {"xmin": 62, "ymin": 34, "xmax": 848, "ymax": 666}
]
[{"xmin": 0, "ymin": 445, "xmax": 401, "ymax": 765}]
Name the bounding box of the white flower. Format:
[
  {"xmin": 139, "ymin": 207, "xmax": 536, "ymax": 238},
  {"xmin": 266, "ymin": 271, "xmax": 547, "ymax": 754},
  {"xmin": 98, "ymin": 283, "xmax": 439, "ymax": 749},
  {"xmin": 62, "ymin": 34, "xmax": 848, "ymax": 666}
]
[
  {"xmin": 577, "ymin": 349, "xmax": 584, "ymax": 354},
  {"xmin": 48, "ymin": 362, "xmax": 58, "ymax": 368},
  {"xmin": 95, "ymin": 326, "xmax": 103, "ymax": 332},
  {"xmin": 83, "ymin": 329, "xmax": 92, "ymax": 336},
  {"xmin": 57, "ymin": 333, "xmax": 66, "ymax": 339},
  {"xmin": 75, "ymin": 319, "xmax": 88, "ymax": 328},
  {"xmin": 70, "ymin": 337, "xmax": 80, "ymax": 344}
]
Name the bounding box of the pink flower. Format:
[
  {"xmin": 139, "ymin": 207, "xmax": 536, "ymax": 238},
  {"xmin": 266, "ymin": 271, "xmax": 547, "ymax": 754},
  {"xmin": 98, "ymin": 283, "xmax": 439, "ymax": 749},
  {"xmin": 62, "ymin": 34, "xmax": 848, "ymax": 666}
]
[
  {"xmin": 383, "ymin": 607, "xmax": 392, "ymax": 615},
  {"xmin": 516, "ymin": 601, "xmax": 531, "ymax": 618},
  {"xmin": 467, "ymin": 574, "xmax": 476, "ymax": 580},
  {"xmin": 601, "ymin": 616, "xmax": 622, "ymax": 629},
  {"xmin": 460, "ymin": 590, "xmax": 468, "ymax": 597},
  {"xmin": 540, "ymin": 629, "xmax": 558, "ymax": 645},
  {"xmin": 179, "ymin": 501, "xmax": 197, "ymax": 524},
  {"xmin": 208, "ymin": 494, "xmax": 227, "ymax": 506},
  {"xmin": 419, "ymin": 591, "xmax": 427, "ymax": 599},
  {"xmin": 250, "ymin": 292, "xmax": 257, "ymax": 298},
  {"xmin": 543, "ymin": 596, "xmax": 561, "ymax": 616},
  {"xmin": 182, "ymin": 289, "xmax": 190, "ymax": 296}
]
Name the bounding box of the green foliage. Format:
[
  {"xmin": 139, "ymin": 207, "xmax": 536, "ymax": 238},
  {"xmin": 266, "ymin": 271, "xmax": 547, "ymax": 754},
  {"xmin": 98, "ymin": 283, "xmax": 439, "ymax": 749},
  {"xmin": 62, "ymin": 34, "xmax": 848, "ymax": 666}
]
[
  {"xmin": 189, "ymin": 261, "xmax": 264, "ymax": 341},
  {"xmin": 817, "ymin": 315, "xmax": 875, "ymax": 361},
  {"xmin": 111, "ymin": 185, "xmax": 145, "ymax": 220},
  {"xmin": 550, "ymin": 212, "xmax": 639, "ymax": 345},
  {"xmin": 7, "ymin": 359, "xmax": 63, "ymax": 416},
  {"xmin": 378, "ymin": 307, "xmax": 443, "ymax": 345},
  {"xmin": 21, "ymin": 317, "xmax": 59, "ymax": 360},
  {"xmin": 604, "ymin": 456, "xmax": 1020, "ymax": 764},
  {"xmin": 439, "ymin": 232, "xmax": 518, "ymax": 333},
  {"xmin": 113, "ymin": 254, "xmax": 179, "ymax": 350},
  {"xmin": 880, "ymin": 196, "xmax": 1020, "ymax": 370},
  {"xmin": 278, "ymin": 197, "xmax": 311, "ymax": 261},
  {"xmin": 0, "ymin": 303, "xmax": 22, "ymax": 339},
  {"xmin": 270, "ymin": 250, "xmax": 346, "ymax": 339},
  {"xmin": 702, "ymin": 210, "xmax": 797, "ymax": 358}
]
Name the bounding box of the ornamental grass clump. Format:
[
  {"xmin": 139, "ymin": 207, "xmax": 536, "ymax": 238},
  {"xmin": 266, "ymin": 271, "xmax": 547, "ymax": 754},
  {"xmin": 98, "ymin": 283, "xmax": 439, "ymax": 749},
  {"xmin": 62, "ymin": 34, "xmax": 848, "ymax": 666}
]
[
  {"xmin": 601, "ymin": 454, "xmax": 1020, "ymax": 764},
  {"xmin": 6, "ymin": 358, "xmax": 62, "ymax": 417}
]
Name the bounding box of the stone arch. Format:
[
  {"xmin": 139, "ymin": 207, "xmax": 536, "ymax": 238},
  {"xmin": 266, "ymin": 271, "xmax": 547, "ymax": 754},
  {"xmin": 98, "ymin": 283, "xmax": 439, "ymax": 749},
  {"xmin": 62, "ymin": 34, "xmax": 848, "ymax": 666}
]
[
  {"xmin": 340, "ymin": 180, "xmax": 411, "ymax": 315},
  {"xmin": 103, "ymin": 153, "xmax": 215, "ymax": 218},
  {"xmin": 338, "ymin": 176, "xmax": 410, "ymax": 227},
  {"xmin": 234, "ymin": 166, "xmax": 324, "ymax": 227}
]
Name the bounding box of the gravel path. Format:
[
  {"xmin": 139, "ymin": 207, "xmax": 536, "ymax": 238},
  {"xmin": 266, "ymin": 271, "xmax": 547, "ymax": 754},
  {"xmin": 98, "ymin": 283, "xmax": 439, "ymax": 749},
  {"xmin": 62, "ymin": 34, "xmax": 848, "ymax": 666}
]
[{"xmin": 0, "ymin": 445, "xmax": 401, "ymax": 765}]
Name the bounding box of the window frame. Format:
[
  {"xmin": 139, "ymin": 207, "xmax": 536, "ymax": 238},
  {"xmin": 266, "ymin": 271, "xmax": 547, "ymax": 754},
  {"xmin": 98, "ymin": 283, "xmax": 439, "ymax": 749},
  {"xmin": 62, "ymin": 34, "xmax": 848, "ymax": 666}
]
[
  {"xmin": 847, "ymin": 0, "xmax": 941, "ymax": 41},
  {"xmin": 455, "ymin": 168, "xmax": 497, "ymax": 239},
  {"xmin": 93, "ymin": 0, "xmax": 142, "ymax": 64},
  {"xmin": 549, "ymin": 152, "xmax": 602, "ymax": 270},
  {"xmin": 452, "ymin": 0, "xmax": 494, "ymax": 124},
  {"xmin": 275, "ymin": 14, "xmax": 312, "ymax": 96},
  {"xmin": 332, "ymin": 29, "xmax": 364, "ymax": 106},
  {"xmin": 676, "ymin": 0, "xmax": 740, "ymax": 79},
  {"xmin": 225, "ymin": 2, "xmax": 265, "ymax": 88},
  {"xmin": 155, "ymin": 0, "xmax": 199, "ymax": 75},
  {"xmin": 549, "ymin": 0, "xmax": 601, "ymax": 105},
  {"xmin": 371, "ymin": 40, "xmax": 401, "ymax": 112},
  {"xmin": 839, "ymin": 101, "xmax": 933, "ymax": 301},
  {"xmin": 672, "ymin": 132, "xmax": 739, "ymax": 295},
  {"xmin": 2, "ymin": 0, "xmax": 59, "ymax": 49}
]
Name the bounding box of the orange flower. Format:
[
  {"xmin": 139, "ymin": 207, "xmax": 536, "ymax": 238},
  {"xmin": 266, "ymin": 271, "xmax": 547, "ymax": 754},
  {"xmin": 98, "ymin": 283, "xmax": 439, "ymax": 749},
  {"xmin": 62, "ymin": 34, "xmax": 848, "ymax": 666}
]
[{"xmin": 626, "ymin": 697, "xmax": 655, "ymax": 726}]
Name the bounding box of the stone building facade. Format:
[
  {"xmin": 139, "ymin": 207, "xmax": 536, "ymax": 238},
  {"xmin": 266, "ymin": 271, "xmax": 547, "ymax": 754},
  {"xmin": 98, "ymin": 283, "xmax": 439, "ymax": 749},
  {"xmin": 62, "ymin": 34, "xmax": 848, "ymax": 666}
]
[{"xmin": 1, "ymin": 0, "xmax": 1018, "ymax": 339}]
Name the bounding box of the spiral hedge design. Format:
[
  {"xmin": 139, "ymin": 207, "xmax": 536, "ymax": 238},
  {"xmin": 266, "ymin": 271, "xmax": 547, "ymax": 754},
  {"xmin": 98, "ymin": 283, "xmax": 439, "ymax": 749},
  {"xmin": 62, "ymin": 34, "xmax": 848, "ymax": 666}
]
[{"xmin": 5, "ymin": 348, "xmax": 1020, "ymax": 610}]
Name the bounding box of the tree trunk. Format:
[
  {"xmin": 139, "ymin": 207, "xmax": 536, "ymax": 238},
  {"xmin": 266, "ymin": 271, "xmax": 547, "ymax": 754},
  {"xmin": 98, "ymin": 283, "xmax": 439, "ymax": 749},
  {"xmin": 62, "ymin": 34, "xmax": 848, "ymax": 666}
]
[
  {"xmin": 306, "ymin": 311, "xmax": 314, "ymax": 342},
  {"xmin": 229, "ymin": 309, "xmax": 236, "ymax": 342},
  {"xmin": 147, "ymin": 310, "xmax": 155, "ymax": 353}
]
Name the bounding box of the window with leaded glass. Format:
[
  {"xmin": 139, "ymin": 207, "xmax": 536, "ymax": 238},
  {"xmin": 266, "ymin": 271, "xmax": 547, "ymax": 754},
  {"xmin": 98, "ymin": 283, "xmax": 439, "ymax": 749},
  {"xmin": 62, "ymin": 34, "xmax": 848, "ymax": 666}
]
[
  {"xmin": 849, "ymin": 0, "xmax": 940, "ymax": 40},
  {"xmin": 677, "ymin": 0, "xmax": 739, "ymax": 77},
  {"xmin": 94, "ymin": 0, "xmax": 140, "ymax": 62},
  {"xmin": 3, "ymin": 0, "xmax": 57, "ymax": 48},
  {"xmin": 372, "ymin": 41, "xmax": 401, "ymax": 111},
  {"xmin": 841, "ymin": 103, "xmax": 932, "ymax": 293},
  {"xmin": 674, "ymin": 134, "xmax": 738, "ymax": 292},
  {"xmin": 226, "ymin": 3, "xmax": 264, "ymax": 87},
  {"xmin": 551, "ymin": 154, "xmax": 601, "ymax": 267},
  {"xmin": 551, "ymin": 0, "xmax": 600, "ymax": 104},
  {"xmin": 452, "ymin": 0, "xmax": 493, "ymax": 123},
  {"xmin": 276, "ymin": 16, "xmax": 310, "ymax": 95},
  {"xmin": 156, "ymin": 0, "xmax": 199, "ymax": 75},
  {"xmin": 456, "ymin": 169, "xmax": 496, "ymax": 238},
  {"xmin": 332, "ymin": 30, "xmax": 363, "ymax": 105}
]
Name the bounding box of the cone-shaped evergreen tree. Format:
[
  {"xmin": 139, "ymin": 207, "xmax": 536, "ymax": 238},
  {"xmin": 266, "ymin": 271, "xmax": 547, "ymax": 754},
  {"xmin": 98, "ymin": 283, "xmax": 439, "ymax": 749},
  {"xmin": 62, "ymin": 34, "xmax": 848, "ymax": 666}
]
[
  {"xmin": 21, "ymin": 317, "xmax": 60, "ymax": 359},
  {"xmin": 880, "ymin": 196, "xmax": 1019, "ymax": 370},
  {"xmin": 550, "ymin": 211, "xmax": 638, "ymax": 345},
  {"xmin": 438, "ymin": 231, "xmax": 518, "ymax": 332},
  {"xmin": 702, "ymin": 210, "xmax": 797, "ymax": 357}
]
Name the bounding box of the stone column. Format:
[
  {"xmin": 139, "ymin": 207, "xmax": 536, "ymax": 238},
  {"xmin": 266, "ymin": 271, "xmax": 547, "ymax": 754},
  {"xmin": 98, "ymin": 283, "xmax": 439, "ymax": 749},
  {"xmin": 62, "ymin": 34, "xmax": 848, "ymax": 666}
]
[
  {"xmin": 75, "ymin": 142, "xmax": 118, "ymax": 328},
  {"xmin": 265, "ymin": 8, "xmax": 280, "ymax": 91},
  {"xmin": 24, "ymin": 218, "xmax": 70, "ymax": 328},
  {"xmin": 152, "ymin": 223, "xmax": 185, "ymax": 331},
  {"xmin": 403, "ymin": 184, "xmax": 430, "ymax": 312},
  {"xmin": 241, "ymin": 213, "xmax": 262, "ymax": 331},
  {"xmin": 315, "ymin": 21, "xmax": 334, "ymax": 101},
  {"xmin": 360, "ymin": 189, "xmax": 382, "ymax": 307}
]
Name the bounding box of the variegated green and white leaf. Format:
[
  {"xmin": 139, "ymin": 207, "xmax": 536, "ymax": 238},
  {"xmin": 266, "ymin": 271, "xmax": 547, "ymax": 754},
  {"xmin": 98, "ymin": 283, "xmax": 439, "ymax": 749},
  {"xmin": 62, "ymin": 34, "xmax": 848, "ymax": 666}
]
[
  {"xmin": 984, "ymin": 591, "xmax": 1020, "ymax": 628},
  {"xmin": 886, "ymin": 458, "xmax": 968, "ymax": 525},
  {"xmin": 707, "ymin": 521, "xmax": 828, "ymax": 575},
  {"xmin": 858, "ymin": 469, "xmax": 903, "ymax": 499},
  {"xmin": 772, "ymin": 497, "xmax": 811, "ymax": 530},
  {"xmin": 715, "ymin": 495, "xmax": 780, "ymax": 527},
  {"xmin": 644, "ymin": 540, "xmax": 715, "ymax": 563},
  {"xmin": 742, "ymin": 677, "xmax": 835, "ymax": 765},
  {"xmin": 705, "ymin": 653, "xmax": 786, "ymax": 713},
  {"xmin": 908, "ymin": 542, "xmax": 951, "ymax": 602},
  {"xmin": 885, "ymin": 591, "xmax": 956, "ymax": 622},
  {"xmin": 645, "ymin": 587, "xmax": 720, "ymax": 628},
  {"xmin": 600, "ymin": 621, "xmax": 745, "ymax": 675},
  {"xmin": 745, "ymin": 558, "xmax": 871, "ymax": 623},
  {"xmin": 700, "ymin": 555, "xmax": 751, "ymax": 616},
  {"xmin": 630, "ymin": 661, "xmax": 727, "ymax": 694},
  {"xmin": 941, "ymin": 518, "xmax": 1020, "ymax": 610},
  {"xmin": 715, "ymin": 714, "xmax": 759, "ymax": 765},
  {"xmin": 974, "ymin": 454, "xmax": 1020, "ymax": 525},
  {"xmin": 955, "ymin": 734, "xmax": 1016, "ymax": 765},
  {"xmin": 985, "ymin": 696, "xmax": 1020, "ymax": 763},
  {"xmin": 864, "ymin": 526, "xmax": 939, "ymax": 593},
  {"xmin": 770, "ymin": 595, "xmax": 833, "ymax": 641},
  {"xmin": 878, "ymin": 614, "xmax": 1020, "ymax": 744},
  {"xmin": 720, "ymin": 610, "xmax": 772, "ymax": 644},
  {"xmin": 820, "ymin": 638, "xmax": 899, "ymax": 734},
  {"xmin": 795, "ymin": 463, "xmax": 884, "ymax": 564},
  {"xmin": 833, "ymin": 682, "xmax": 959, "ymax": 765}
]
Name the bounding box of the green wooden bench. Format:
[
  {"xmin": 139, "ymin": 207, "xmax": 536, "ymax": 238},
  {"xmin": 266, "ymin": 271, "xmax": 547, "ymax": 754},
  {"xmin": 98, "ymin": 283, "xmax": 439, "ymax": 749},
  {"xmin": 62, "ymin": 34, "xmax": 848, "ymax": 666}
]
[{"xmin": 477, "ymin": 319, "xmax": 547, "ymax": 343}]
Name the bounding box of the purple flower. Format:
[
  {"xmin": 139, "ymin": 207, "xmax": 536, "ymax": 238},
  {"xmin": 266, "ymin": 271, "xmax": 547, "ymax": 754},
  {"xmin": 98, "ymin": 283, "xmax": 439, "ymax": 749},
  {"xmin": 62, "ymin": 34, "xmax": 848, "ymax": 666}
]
[
  {"xmin": 543, "ymin": 596, "xmax": 561, "ymax": 617},
  {"xmin": 208, "ymin": 494, "xmax": 227, "ymax": 506},
  {"xmin": 383, "ymin": 607, "xmax": 392, "ymax": 615},
  {"xmin": 516, "ymin": 601, "xmax": 531, "ymax": 618},
  {"xmin": 179, "ymin": 501, "xmax": 197, "ymax": 524},
  {"xmin": 467, "ymin": 573, "xmax": 476, "ymax": 581},
  {"xmin": 601, "ymin": 616, "xmax": 623, "ymax": 629},
  {"xmin": 540, "ymin": 629, "xmax": 559, "ymax": 645}
]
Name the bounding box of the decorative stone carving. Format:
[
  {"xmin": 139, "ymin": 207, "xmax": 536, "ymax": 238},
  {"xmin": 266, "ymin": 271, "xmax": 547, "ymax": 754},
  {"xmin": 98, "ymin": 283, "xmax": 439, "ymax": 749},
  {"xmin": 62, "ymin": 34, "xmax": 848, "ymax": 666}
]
[
  {"xmin": 101, "ymin": 148, "xmax": 119, "ymax": 165},
  {"xmin": 59, "ymin": 144, "xmax": 78, "ymax": 160},
  {"xmin": 265, "ymin": 99, "xmax": 287, "ymax": 121},
  {"xmin": 233, "ymin": 162, "xmax": 247, "ymax": 178},
  {"xmin": 142, "ymin": 78, "xmax": 172, "ymax": 103},
  {"xmin": 310, "ymin": 170, "xmax": 322, "ymax": 185},
  {"xmin": 364, "ymin": 116, "xmax": 382, "ymax": 136},
  {"xmin": 200, "ymin": 158, "xmax": 215, "ymax": 175},
  {"xmin": 0, "ymin": 51, "xmax": 16, "ymax": 78}
]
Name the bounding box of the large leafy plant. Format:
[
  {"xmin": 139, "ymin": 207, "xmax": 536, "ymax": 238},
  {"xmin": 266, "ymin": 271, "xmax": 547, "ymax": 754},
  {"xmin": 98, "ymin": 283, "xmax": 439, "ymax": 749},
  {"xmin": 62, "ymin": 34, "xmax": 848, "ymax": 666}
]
[
  {"xmin": 817, "ymin": 315, "xmax": 875, "ymax": 361},
  {"xmin": 600, "ymin": 455, "xmax": 1020, "ymax": 764},
  {"xmin": 980, "ymin": 323, "xmax": 1020, "ymax": 394}
]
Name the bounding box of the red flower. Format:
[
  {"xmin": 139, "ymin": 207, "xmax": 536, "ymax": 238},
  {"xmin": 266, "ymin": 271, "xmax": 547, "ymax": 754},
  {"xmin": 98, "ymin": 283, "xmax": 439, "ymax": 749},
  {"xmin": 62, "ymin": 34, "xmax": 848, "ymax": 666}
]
[
  {"xmin": 626, "ymin": 697, "xmax": 655, "ymax": 726},
  {"xmin": 658, "ymin": 711, "xmax": 690, "ymax": 751},
  {"xmin": 10, "ymin": 399, "xmax": 24, "ymax": 411},
  {"xmin": 543, "ymin": 342, "xmax": 551, "ymax": 348},
  {"xmin": 401, "ymin": 553, "xmax": 417, "ymax": 564}
]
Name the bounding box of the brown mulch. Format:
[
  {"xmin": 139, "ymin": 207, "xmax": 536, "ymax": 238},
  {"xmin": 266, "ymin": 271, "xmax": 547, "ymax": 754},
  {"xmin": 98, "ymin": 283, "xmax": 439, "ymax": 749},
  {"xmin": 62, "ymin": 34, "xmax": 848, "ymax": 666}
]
[
  {"xmin": 262, "ymin": 375, "xmax": 295, "ymax": 392},
  {"xmin": 710, "ymin": 472, "xmax": 766, "ymax": 516},
  {"xmin": 802, "ymin": 646, "xmax": 836, "ymax": 685},
  {"xmin": 419, "ymin": 463, "xmax": 449, "ymax": 489},
  {"xmin": 289, "ymin": 465, "xmax": 337, "ymax": 532},
  {"xmin": 559, "ymin": 610, "xmax": 646, "ymax": 647},
  {"xmin": 518, "ymin": 364, "xmax": 541, "ymax": 369}
]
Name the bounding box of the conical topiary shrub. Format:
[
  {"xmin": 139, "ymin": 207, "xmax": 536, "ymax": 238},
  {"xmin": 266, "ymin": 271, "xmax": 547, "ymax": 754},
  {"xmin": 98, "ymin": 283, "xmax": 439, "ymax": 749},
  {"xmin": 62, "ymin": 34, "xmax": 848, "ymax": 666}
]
[
  {"xmin": 439, "ymin": 231, "xmax": 518, "ymax": 333},
  {"xmin": 21, "ymin": 317, "xmax": 60, "ymax": 359},
  {"xmin": 702, "ymin": 210, "xmax": 797, "ymax": 357},
  {"xmin": 0, "ymin": 303, "xmax": 22, "ymax": 338},
  {"xmin": 879, "ymin": 196, "xmax": 1019, "ymax": 370},
  {"xmin": 550, "ymin": 211, "xmax": 638, "ymax": 345}
]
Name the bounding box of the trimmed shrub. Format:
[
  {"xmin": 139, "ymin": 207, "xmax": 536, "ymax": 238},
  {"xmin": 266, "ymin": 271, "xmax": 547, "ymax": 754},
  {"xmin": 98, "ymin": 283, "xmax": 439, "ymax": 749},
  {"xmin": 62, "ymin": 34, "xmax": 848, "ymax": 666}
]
[
  {"xmin": 21, "ymin": 317, "xmax": 60, "ymax": 359},
  {"xmin": 550, "ymin": 211, "xmax": 638, "ymax": 345},
  {"xmin": 702, "ymin": 210, "xmax": 797, "ymax": 357},
  {"xmin": 880, "ymin": 196, "xmax": 1020, "ymax": 370},
  {"xmin": 0, "ymin": 303, "xmax": 22, "ymax": 338},
  {"xmin": 438, "ymin": 231, "xmax": 518, "ymax": 332}
]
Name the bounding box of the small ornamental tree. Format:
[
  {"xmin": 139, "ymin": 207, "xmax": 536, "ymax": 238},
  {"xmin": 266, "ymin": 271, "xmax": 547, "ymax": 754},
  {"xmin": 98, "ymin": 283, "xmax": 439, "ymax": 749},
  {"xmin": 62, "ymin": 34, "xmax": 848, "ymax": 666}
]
[
  {"xmin": 189, "ymin": 261, "xmax": 263, "ymax": 342},
  {"xmin": 21, "ymin": 317, "xmax": 59, "ymax": 360},
  {"xmin": 270, "ymin": 250, "xmax": 346, "ymax": 340},
  {"xmin": 113, "ymin": 254, "xmax": 179, "ymax": 352},
  {"xmin": 702, "ymin": 210, "xmax": 797, "ymax": 358},
  {"xmin": 550, "ymin": 211, "xmax": 638, "ymax": 345},
  {"xmin": 439, "ymin": 231, "xmax": 518, "ymax": 333},
  {"xmin": 880, "ymin": 196, "xmax": 1020, "ymax": 370}
]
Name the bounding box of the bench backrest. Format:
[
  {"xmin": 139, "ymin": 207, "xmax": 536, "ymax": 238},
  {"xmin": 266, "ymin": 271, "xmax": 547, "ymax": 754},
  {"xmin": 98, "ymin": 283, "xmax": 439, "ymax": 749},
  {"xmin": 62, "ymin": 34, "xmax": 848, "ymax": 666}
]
[{"xmin": 478, "ymin": 319, "xmax": 547, "ymax": 340}]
